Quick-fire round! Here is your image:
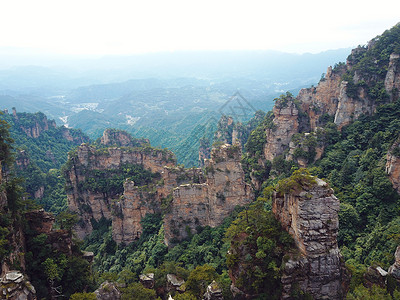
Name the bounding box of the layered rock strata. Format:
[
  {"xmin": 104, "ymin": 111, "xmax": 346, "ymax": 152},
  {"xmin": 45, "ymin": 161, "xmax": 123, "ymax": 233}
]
[
  {"xmin": 0, "ymin": 271, "xmax": 36, "ymax": 300},
  {"xmin": 65, "ymin": 143, "xmax": 176, "ymax": 240},
  {"xmin": 66, "ymin": 138, "xmax": 251, "ymax": 245},
  {"xmin": 386, "ymin": 137, "xmax": 400, "ymax": 194},
  {"xmin": 272, "ymin": 177, "xmax": 345, "ymax": 299},
  {"xmin": 164, "ymin": 144, "xmax": 253, "ymax": 245}
]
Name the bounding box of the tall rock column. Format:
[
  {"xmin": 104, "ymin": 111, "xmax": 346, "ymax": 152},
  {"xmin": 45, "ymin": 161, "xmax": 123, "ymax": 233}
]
[
  {"xmin": 164, "ymin": 144, "xmax": 253, "ymax": 246},
  {"xmin": 264, "ymin": 100, "xmax": 299, "ymax": 161},
  {"xmin": 386, "ymin": 137, "xmax": 400, "ymax": 194},
  {"xmin": 272, "ymin": 177, "xmax": 345, "ymax": 299}
]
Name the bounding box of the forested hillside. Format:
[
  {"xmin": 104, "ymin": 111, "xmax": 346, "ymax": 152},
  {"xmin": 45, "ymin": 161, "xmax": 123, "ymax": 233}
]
[{"xmin": 1, "ymin": 24, "xmax": 400, "ymax": 300}]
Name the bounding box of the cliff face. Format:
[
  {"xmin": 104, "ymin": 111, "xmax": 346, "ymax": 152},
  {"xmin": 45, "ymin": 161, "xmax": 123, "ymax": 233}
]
[
  {"xmin": 100, "ymin": 128, "xmax": 150, "ymax": 148},
  {"xmin": 386, "ymin": 137, "xmax": 400, "ymax": 193},
  {"xmin": 255, "ymin": 29, "xmax": 400, "ymax": 173},
  {"xmin": 385, "ymin": 53, "xmax": 400, "ymax": 102},
  {"xmin": 15, "ymin": 111, "xmax": 57, "ymax": 139},
  {"xmin": 272, "ymin": 177, "xmax": 345, "ymax": 299},
  {"xmin": 297, "ymin": 66, "xmax": 344, "ymax": 131},
  {"xmin": 264, "ymin": 100, "xmax": 299, "ymax": 161},
  {"xmin": 66, "ymin": 136, "xmax": 253, "ymax": 245},
  {"xmin": 164, "ymin": 144, "xmax": 253, "ymax": 245},
  {"xmin": 65, "ymin": 143, "xmax": 176, "ymax": 240},
  {"xmin": 111, "ymin": 180, "xmax": 161, "ymax": 244}
]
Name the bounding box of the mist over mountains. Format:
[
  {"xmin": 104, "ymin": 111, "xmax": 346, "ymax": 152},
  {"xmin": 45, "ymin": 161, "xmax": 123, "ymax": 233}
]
[{"xmin": 0, "ymin": 48, "xmax": 350, "ymax": 166}]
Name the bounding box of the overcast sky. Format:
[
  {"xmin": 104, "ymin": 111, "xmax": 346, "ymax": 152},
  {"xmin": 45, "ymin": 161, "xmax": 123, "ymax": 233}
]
[{"xmin": 0, "ymin": 0, "xmax": 399, "ymax": 56}]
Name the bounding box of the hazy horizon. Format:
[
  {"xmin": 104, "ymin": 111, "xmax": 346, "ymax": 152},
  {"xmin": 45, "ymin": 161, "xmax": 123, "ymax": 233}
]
[{"xmin": 1, "ymin": 0, "xmax": 399, "ymax": 57}]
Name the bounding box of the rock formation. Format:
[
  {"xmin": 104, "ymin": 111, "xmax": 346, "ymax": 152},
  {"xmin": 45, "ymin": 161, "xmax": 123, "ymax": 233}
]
[
  {"xmin": 388, "ymin": 245, "xmax": 400, "ymax": 281},
  {"xmin": 203, "ymin": 281, "xmax": 223, "ymax": 300},
  {"xmin": 0, "ymin": 271, "xmax": 36, "ymax": 300},
  {"xmin": 94, "ymin": 281, "xmax": 121, "ymax": 300},
  {"xmin": 65, "ymin": 143, "xmax": 176, "ymax": 240},
  {"xmin": 385, "ymin": 53, "xmax": 400, "ymax": 102},
  {"xmin": 100, "ymin": 128, "xmax": 150, "ymax": 148},
  {"xmin": 111, "ymin": 180, "xmax": 161, "ymax": 244},
  {"xmin": 272, "ymin": 177, "xmax": 346, "ymax": 299},
  {"xmin": 386, "ymin": 137, "xmax": 400, "ymax": 194},
  {"xmin": 66, "ymin": 133, "xmax": 253, "ymax": 245},
  {"xmin": 139, "ymin": 273, "xmax": 155, "ymax": 289},
  {"xmin": 199, "ymin": 137, "xmax": 211, "ymax": 168},
  {"xmin": 164, "ymin": 144, "xmax": 253, "ymax": 245},
  {"xmin": 264, "ymin": 98, "xmax": 299, "ymax": 161},
  {"xmin": 14, "ymin": 111, "xmax": 57, "ymax": 139},
  {"xmin": 15, "ymin": 150, "xmax": 30, "ymax": 170}
]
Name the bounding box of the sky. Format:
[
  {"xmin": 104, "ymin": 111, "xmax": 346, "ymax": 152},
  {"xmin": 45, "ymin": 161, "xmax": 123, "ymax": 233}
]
[{"xmin": 0, "ymin": 0, "xmax": 399, "ymax": 56}]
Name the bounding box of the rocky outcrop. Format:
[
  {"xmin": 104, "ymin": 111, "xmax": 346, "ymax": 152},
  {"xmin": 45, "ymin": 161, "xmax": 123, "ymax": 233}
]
[
  {"xmin": 67, "ymin": 131, "xmax": 252, "ymax": 245},
  {"xmin": 272, "ymin": 177, "xmax": 345, "ymax": 299},
  {"xmin": 164, "ymin": 144, "xmax": 253, "ymax": 245},
  {"xmin": 386, "ymin": 137, "xmax": 400, "ymax": 194},
  {"xmin": 264, "ymin": 99, "xmax": 299, "ymax": 161},
  {"xmin": 94, "ymin": 281, "xmax": 121, "ymax": 300},
  {"xmin": 385, "ymin": 53, "xmax": 400, "ymax": 102},
  {"xmin": 333, "ymin": 80, "xmax": 373, "ymax": 129},
  {"xmin": 60, "ymin": 126, "xmax": 89, "ymax": 145},
  {"xmin": 111, "ymin": 180, "xmax": 160, "ymax": 244},
  {"xmin": 203, "ymin": 281, "xmax": 223, "ymax": 300},
  {"xmin": 15, "ymin": 111, "xmax": 56, "ymax": 139},
  {"xmin": 139, "ymin": 273, "xmax": 155, "ymax": 289},
  {"xmin": 25, "ymin": 209, "xmax": 55, "ymax": 234},
  {"xmin": 199, "ymin": 137, "xmax": 211, "ymax": 168},
  {"xmin": 15, "ymin": 151, "xmax": 30, "ymax": 170},
  {"xmin": 25, "ymin": 209, "xmax": 72, "ymax": 255},
  {"xmin": 388, "ymin": 245, "xmax": 400, "ymax": 281},
  {"xmin": 166, "ymin": 274, "xmax": 185, "ymax": 293},
  {"xmin": 65, "ymin": 143, "xmax": 176, "ymax": 240},
  {"xmin": 0, "ymin": 271, "xmax": 36, "ymax": 300},
  {"xmin": 100, "ymin": 128, "xmax": 149, "ymax": 148}
]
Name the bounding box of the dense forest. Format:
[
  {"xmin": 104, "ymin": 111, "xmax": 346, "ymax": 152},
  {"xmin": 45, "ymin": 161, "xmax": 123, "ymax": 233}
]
[{"xmin": 1, "ymin": 24, "xmax": 400, "ymax": 300}]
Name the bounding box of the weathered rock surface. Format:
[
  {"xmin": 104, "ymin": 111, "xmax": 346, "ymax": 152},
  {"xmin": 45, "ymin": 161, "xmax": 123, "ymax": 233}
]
[
  {"xmin": 65, "ymin": 143, "xmax": 176, "ymax": 239},
  {"xmin": 112, "ymin": 180, "xmax": 160, "ymax": 244},
  {"xmin": 258, "ymin": 41, "xmax": 400, "ymax": 176},
  {"xmin": 203, "ymin": 280, "xmax": 223, "ymax": 300},
  {"xmin": 385, "ymin": 53, "xmax": 400, "ymax": 101},
  {"xmin": 139, "ymin": 273, "xmax": 155, "ymax": 289},
  {"xmin": 15, "ymin": 150, "xmax": 30, "ymax": 170},
  {"xmin": 0, "ymin": 271, "xmax": 36, "ymax": 300},
  {"xmin": 100, "ymin": 128, "xmax": 149, "ymax": 148},
  {"xmin": 25, "ymin": 209, "xmax": 55, "ymax": 234},
  {"xmin": 166, "ymin": 274, "xmax": 185, "ymax": 293},
  {"xmin": 164, "ymin": 144, "xmax": 253, "ymax": 245},
  {"xmin": 14, "ymin": 110, "xmax": 56, "ymax": 139},
  {"xmin": 264, "ymin": 100, "xmax": 299, "ymax": 161},
  {"xmin": 272, "ymin": 177, "xmax": 345, "ymax": 299},
  {"xmin": 297, "ymin": 65, "xmax": 344, "ymax": 131},
  {"xmin": 94, "ymin": 281, "xmax": 121, "ymax": 300},
  {"xmin": 364, "ymin": 266, "xmax": 388, "ymax": 288},
  {"xmin": 388, "ymin": 246, "xmax": 400, "ymax": 280},
  {"xmin": 67, "ymin": 131, "xmax": 252, "ymax": 245},
  {"xmin": 386, "ymin": 138, "xmax": 400, "ymax": 194}
]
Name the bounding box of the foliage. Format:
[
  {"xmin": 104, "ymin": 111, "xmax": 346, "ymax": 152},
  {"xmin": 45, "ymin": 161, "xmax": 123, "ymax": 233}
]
[
  {"xmin": 24, "ymin": 219, "xmax": 94, "ymax": 299},
  {"xmin": 184, "ymin": 264, "xmax": 218, "ymax": 297},
  {"xmin": 79, "ymin": 163, "xmax": 157, "ymax": 196},
  {"xmin": 346, "ymin": 284, "xmax": 400, "ymax": 300},
  {"xmin": 275, "ymin": 168, "xmax": 316, "ymax": 196},
  {"xmin": 225, "ymin": 200, "xmax": 294, "ymax": 298},
  {"xmin": 69, "ymin": 292, "xmax": 97, "ymax": 300},
  {"xmin": 120, "ymin": 282, "xmax": 159, "ymax": 300},
  {"xmin": 0, "ymin": 111, "xmax": 88, "ymax": 172},
  {"xmin": 273, "ymin": 92, "xmax": 295, "ymax": 109}
]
